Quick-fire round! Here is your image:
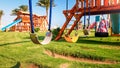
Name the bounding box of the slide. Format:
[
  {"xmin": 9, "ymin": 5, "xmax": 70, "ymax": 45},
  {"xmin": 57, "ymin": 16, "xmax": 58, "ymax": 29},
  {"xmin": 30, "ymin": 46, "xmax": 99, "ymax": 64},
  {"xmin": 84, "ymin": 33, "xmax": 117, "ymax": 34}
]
[
  {"xmin": 110, "ymin": 14, "xmax": 120, "ymax": 34},
  {"xmin": 1, "ymin": 18, "xmax": 22, "ymax": 31}
]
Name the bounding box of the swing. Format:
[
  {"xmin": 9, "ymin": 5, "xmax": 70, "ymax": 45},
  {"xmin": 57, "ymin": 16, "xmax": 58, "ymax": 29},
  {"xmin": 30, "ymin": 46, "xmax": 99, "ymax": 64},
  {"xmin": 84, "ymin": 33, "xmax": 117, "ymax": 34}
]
[
  {"xmin": 63, "ymin": 0, "xmax": 79, "ymax": 43},
  {"xmin": 83, "ymin": 28, "xmax": 89, "ymax": 35},
  {"xmin": 64, "ymin": 27, "xmax": 79, "ymax": 43},
  {"xmin": 95, "ymin": 15, "xmax": 109, "ymax": 37},
  {"xmin": 64, "ymin": 22, "xmax": 79, "ymax": 43},
  {"xmin": 83, "ymin": 0, "xmax": 90, "ymax": 36},
  {"xmin": 29, "ymin": 0, "xmax": 53, "ymax": 45}
]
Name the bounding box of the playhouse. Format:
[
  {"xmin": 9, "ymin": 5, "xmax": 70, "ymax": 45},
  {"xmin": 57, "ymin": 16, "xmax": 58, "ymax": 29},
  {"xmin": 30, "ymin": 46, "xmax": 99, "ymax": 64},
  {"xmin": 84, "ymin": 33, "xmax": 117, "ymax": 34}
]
[{"xmin": 9, "ymin": 11, "xmax": 48, "ymax": 32}]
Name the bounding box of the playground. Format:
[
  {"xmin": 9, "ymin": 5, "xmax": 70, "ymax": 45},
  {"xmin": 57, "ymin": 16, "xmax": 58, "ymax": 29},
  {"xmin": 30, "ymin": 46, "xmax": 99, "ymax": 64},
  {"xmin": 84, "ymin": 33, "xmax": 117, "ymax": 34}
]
[
  {"xmin": 0, "ymin": 31, "xmax": 120, "ymax": 68},
  {"xmin": 0, "ymin": 0, "xmax": 120, "ymax": 68}
]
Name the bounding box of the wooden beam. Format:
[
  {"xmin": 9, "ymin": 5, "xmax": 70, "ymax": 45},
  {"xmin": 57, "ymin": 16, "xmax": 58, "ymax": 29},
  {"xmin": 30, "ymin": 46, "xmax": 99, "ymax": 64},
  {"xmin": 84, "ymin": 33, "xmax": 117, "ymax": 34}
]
[{"xmin": 67, "ymin": 12, "xmax": 84, "ymax": 35}]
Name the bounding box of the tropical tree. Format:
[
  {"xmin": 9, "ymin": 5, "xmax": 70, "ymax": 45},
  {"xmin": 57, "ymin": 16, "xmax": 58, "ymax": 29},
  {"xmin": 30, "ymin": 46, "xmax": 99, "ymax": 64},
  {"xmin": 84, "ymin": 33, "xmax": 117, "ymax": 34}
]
[
  {"xmin": 19, "ymin": 5, "xmax": 28, "ymax": 12},
  {"xmin": 11, "ymin": 5, "xmax": 28, "ymax": 15},
  {"xmin": 0, "ymin": 10, "xmax": 4, "ymax": 26},
  {"xmin": 11, "ymin": 8, "xmax": 20, "ymax": 15},
  {"xmin": 36, "ymin": 0, "xmax": 55, "ymax": 18}
]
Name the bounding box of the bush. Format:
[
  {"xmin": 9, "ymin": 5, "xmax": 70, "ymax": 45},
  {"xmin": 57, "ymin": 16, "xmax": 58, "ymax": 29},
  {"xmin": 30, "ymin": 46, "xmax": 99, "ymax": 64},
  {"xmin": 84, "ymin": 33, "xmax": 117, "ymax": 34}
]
[
  {"xmin": 34, "ymin": 27, "xmax": 40, "ymax": 32},
  {"xmin": 0, "ymin": 29, "xmax": 4, "ymax": 32},
  {"xmin": 52, "ymin": 27, "xmax": 60, "ymax": 40}
]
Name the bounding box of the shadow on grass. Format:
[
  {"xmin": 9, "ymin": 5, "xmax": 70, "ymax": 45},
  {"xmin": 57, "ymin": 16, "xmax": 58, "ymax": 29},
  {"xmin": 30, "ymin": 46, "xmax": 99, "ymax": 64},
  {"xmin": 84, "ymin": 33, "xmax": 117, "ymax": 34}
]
[
  {"xmin": 52, "ymin": 38, "xmax": 67, "ymax": 43},
  {"xmin": 51, "ymin": 36, "xmax": 120, "ymax": 46},
  {"xmin": 77, "ymin": 37, "xmax": 120, "ymax": 46},
  {"xmin": 38, "ymin": 36, "xmax": 45, "ymax": 40},
  {"xmin": 11, "ymin": 62, "xmax": 51, "ymax": 68},
  {"xmin": 11, "ymin": 62, "xmax": 21, "ymax": 68},
  {"xmin": 0, "ymin": 41, "xmax": 30, "ymax": 46}
]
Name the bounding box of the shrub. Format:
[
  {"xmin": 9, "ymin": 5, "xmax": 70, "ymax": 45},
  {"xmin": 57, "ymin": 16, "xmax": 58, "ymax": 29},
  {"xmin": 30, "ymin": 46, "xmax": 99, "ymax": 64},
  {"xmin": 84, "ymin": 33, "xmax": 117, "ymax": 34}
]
[
  {"xmin": 34, "ymin": 27, "xmax": 40, "ymax": 32},
  {"xmin": 52, "ymin": 27, "xmax": 60, "ymax": 40}
]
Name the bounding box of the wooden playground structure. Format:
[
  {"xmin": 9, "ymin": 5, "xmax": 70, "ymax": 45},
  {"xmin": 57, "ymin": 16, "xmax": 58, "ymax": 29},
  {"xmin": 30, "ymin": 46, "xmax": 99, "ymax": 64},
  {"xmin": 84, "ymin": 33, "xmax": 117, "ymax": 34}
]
[
  {"xmin": 55, "ymin": 0, "xmax": 120, "ymax": 40},
  {"xmin": 10, "ymin": 11, "xmax": 48, "ymax": 32}
]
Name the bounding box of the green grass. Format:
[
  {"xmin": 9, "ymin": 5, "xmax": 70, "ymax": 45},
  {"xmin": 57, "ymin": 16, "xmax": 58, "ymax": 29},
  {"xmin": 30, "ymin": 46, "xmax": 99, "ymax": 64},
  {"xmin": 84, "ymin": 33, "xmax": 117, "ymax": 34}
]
[{"xmin": 0, "ymin": 31, "xmax": 120, "ymax": 68}]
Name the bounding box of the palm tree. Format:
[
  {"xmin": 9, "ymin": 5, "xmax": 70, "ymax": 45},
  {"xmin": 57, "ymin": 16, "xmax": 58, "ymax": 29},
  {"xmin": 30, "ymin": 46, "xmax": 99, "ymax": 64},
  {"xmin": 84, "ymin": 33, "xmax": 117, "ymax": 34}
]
[
  {"xmin": 11, "ymin": 5, "xmax": 28, "ymax": 15},
  {"xmin": 0, "ymin": 10, "xmax": 4, "ymax": 26},
  {"xmin": 19, "ymin": 5, "xmax": 28, "ymax": 12},
  {"xmin": 11, "ymin": 8, "xmax": 20, "ymax": 15},
  {"xmin": 36, "ymin": 0, "xmax": 55, "ymax": 18}
]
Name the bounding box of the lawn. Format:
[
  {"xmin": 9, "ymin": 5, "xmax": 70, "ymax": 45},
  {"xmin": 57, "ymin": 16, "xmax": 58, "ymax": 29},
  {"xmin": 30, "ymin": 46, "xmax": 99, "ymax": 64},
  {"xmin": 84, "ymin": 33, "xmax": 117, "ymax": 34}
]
[{"xmin": 0, "ymin": 31, "xmax": 120, "ymax": 68}]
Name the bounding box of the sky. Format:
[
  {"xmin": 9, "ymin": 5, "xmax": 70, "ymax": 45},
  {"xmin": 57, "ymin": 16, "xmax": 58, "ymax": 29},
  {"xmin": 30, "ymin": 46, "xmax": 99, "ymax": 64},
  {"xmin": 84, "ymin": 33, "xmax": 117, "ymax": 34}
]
[{"xmin": 0, "ymin": 0, "xmax": 102, "ymax": 28}]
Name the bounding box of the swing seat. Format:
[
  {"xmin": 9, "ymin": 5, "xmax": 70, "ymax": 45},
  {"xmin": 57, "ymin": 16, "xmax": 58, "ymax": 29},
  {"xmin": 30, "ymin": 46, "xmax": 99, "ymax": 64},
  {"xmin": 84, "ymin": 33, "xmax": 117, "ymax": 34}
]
[
  {"xmin": 30, "ymin": 31, "xmax": 53, "ymax": 45},
  {"xmin": 95, "ymin": 32, "xmax": 108, "ymax": 37},
  {"xmin": 83, "ymin": 29, "xmax": 89, "ymax": 35},
  {"xmin": 64, "ymin": 35, "xmax": 79, "ymax": 43}
]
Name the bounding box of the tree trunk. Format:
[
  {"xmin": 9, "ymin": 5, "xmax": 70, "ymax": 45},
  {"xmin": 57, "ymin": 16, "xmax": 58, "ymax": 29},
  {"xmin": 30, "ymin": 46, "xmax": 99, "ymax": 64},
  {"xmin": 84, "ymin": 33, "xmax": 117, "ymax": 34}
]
[
  {"xmin": 46, "ymin": 8, "xmax": 48, "ymax": 19},
  {"xmin": 0, "ymin": 17, "xmax": 1, "ymax": 26},
  {"xmin": 46, "ymin": 8, "xmax": 48, "ymax": 27}
]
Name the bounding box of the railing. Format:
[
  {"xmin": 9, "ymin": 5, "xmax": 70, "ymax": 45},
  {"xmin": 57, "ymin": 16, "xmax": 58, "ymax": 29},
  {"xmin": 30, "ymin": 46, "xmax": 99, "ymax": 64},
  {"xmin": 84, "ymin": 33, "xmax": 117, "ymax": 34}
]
[{"xmin": 76, "ymin": 0, "xmax": 120, "ymax": 9}]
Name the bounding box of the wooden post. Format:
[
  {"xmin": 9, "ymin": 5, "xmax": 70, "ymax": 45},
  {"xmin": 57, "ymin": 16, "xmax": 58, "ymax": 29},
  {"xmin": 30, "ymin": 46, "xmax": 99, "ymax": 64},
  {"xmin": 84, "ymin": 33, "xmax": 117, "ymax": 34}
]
[
  {"xmin": 81, "ymin": 0, "xmax": 83, "ymax": 8},
  {"xmin": 95, "ymin": 0, "xmax": 97, "ymax": 7},
  {"xmin": 76, "ymin": 0, "xmax": 78, "ymax": 6},
  {"xmin": 91, "ymin": 0, "xmax": 93, "ymax": 7},
  {"xmin": 104, "ymin": 0, "xmax": 108, "ymax": 7},
  {"xmin": 97, "ymin": 0, "xmax": 101, "ymax": 8},
  {"xmin": 114, "ymin": 0, "xmax": 117, "ymax": 5},
  {"xmin": 91, "ymin": 0, "xmax": 94, "ymax": 8},
  {"xmin": 76, "ymin": 0, "xmax": 79, "ymax": 10},
  {"xmin": 95, "ymin": 0, "xmax": 101, "ymax": 7},
  {"xmin": 86, "ymin": 0, "xmax": 88, "ymax": 8}
]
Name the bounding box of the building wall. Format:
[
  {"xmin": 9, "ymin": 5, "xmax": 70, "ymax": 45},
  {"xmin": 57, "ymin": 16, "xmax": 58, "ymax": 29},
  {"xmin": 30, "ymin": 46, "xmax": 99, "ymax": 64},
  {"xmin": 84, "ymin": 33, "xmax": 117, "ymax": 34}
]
[{"xmin": 10, "ymin": 12, "xmax": 48, "ymax": 32}]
